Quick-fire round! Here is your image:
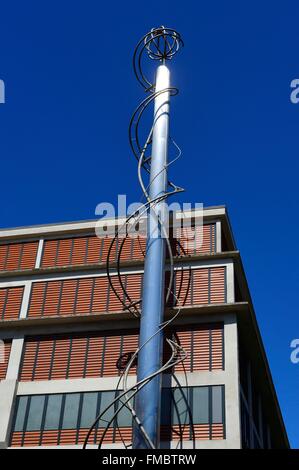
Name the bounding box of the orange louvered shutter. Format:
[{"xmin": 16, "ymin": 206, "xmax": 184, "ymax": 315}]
[
  {"xmin": 41, "ymin": 239, "xmax": 58, "ymax": 267},
  {"xmin": 34, "ymin": 337, "xmax": 55, "ymax": 380},
  {"xmin": 75, "ymin": 278, "xmax": 93, "ymax": 314},
  {"xmin": 210, "ymin": 267, "xmax": 226, "ymax": 303},
  {"xmin": 176, "ymin": 224, "xmax": 216, "ymax": 256},
  {"xmin": 19, "ymin": 340, "xmax": 38, "ymax": 381},
  {"xmin": 71, "ymin": 237, "xmax": 88, "ymax": 265},
  {"xmin": 50, "ymin": 337, "xmax": 71, "ymax": 379},
  {"xmin": 0, "ymin": 287, "xmax": 24, "ymax": 320},
  {"xmin": 175, "ymin": 268, "xmax": 192, "ymax": 306},
  {"xmin": 0, "ymin": 242, "xmax": 38, "ymax": 272},
  {"xmin": 118, "ymin": 237, "xmax": 133, "ymax": 261},
  {"xmin": 28, "ymin": 283, "xmax": 46, "ymax": 317},
  {"xmin": 86, "ymin": 236, "xmax": 102, "ymax": 264},
  {"xmin": 192, "ymin": 268, "xmax": 209, "ymax": 304},
  {"xmin": 102, "ymin": 334, "xmax": 122, "ymax": 376},
  {"xmin": 56, "ymin": 239, "xmax": 72, "ymax": 267},
  {"xmin": 68, "ymin": 336, "xmax": 88, "ymax": 379},
  {"xmin": 211, "ymin": 325, "xmax": 224, "ymax": 369},
  {"xmin": 132, "ymin": 236, "xmax": 146, "ymax": 260},
  {"xmin": 92, "ymin": 277, "xmax": 109, "ymax": 313},
  {"xmin": 59, "ymin": 280, "xmax": 77, "ymax": 315},
  {"xmin": 85, "ymin": 334, "xmax": 104, "ymax": 377},
  {"xmin": 192, "ymin": 327, "xmax": 210, "ymax": 371}
]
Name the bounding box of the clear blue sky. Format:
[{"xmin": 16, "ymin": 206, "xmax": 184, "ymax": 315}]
[{"xmin": 0, "ymin": 1, "xmax": 298, "ymax": 448}]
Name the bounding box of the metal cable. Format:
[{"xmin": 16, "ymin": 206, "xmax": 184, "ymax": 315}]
[{"xmin": 83, "ymin": 26, "xmax": 195, "ymax": 450}]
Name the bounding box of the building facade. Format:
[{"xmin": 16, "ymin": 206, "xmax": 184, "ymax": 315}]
[{"xmin": 0, "ymin": 206, "xmax": 289, "ymax": 449}]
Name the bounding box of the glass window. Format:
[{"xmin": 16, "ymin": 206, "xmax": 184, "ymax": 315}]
[
  {"xmin": 98, "ymin": 391, "xmax": 115, "ymax": 428},
  {"xmin": 172, "ymin": 387, "xmax": 190, "ymax": 426},
  {"xmin": 14, "ymin": 396, "xmax": 28, "ymax": 432},
  {"xmin": 80, "ymin": 392, "xmax": 98, "ymax": 428},
  {"xmin": 212, "ymin": 386, "xmax": 223, "ymax": 423},
  {"xmin": 44, "ymin": 394, "xmax": 63, "ymax": 430},
  {"xmin": 115, "ymin": 391, "xmax": 133, "ymax": 428},
  {"xmin": 26, "ymin": 395, "xmax": 45, "ymax": 431},
  {"xmin": 192, "ymin": 387, "xmax": 209, "ymax": 424},
  {"xmin": 62, "ymin": 393, "xmax": 80, "ymax": 429}
]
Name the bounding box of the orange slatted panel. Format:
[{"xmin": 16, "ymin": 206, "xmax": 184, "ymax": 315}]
[
  {"xmin": 86, "ymin": 237, "xmax": 102, "ymax": 264},
  {"xmin": 175, "ymin": 269, "xmax": 192, "ymax": 306},
  {"xmin": 101, "ymin": 236, "xmax": 115, "ymax": 264},
  {"xmin": 40, "ymin": 430, "xmax": 59, "ymax": 446},
  {"xmin": 118, "ymin": 237, "xmax": 133, "ymax": 261},
  {"xmin": 193, "ymin": 424, "xmax": 211, "ymax": 440},
  {"xmin": 19, "ymin": 242, "xmax": 38, "ymax": 270},
  {"xmin": 211, "ymin": 327, "xmax": 223, "ymax": 370},
  {"xmin": 192, "ymin": 328, "xmax": 210, "ymax": 371},
  {"xmin": 192, "ymin": 269, "xmax": 209, "ymax": 304},
  {"xmin": 68, "ymin": 336, "xmax": 88, "ymax": 379},
  {"xmin": 71, "ymin": 237, "xmax": 88, "ymax": 265},
  {"xmin": 1, "ymin": 287, "xmax": 24, "ymax": 320},
  {"xmin": 0, "ymin": 245, "xmax": 8, "ymax": 270},
  {"xmin": 85, "ymin": 335, "xmax": 104, "ymax": 377},
  {"xmin": 41, "ymin": 240, "xmax": 58, "ymax": 268},
  {"xmin": 10, "ymin": 431, "xmax": 23, "ymax": 447},
  {"xmin": 92, "ymin": 277, "xmax": 109, "ymax": 313},
  {"xmin": 5, "ymin": 243, "xmax": 22, "ymax": 271},
  {"xmin": 113, "ymin": 426, "xmax": 132, "ymax": 443},
  {"xmin": 132, "ymin": 236, "xmax": 146, "ymax": 260},
  {"xmin": 211, "ymin": 423, "xmax": 224, "ymax": 439},
  {"xmin": 58, "ymin": 429, "xmax": 78, "ymax": 445},
  {"xmin": 43, "ymin": 281, "xmax": 61, "ymax": 316},
  {"xmin": 122, "ymin": 333, "xmax": 138, "ymax": 375},
  {"xmin": 77, "ymin": 428, "xmax": 97, "ymax": 445},
  {"xmin": 0, "ymin": 241, "xmax": 38, "ymax": 272},
  {"xmin": 59, "ymin": 280, "xmax": 77, "ymax": 315},
  {"xmin": 107, "ymin": 276, "xmax": 124, "ymax": 313},
  {"xmin": 99, "ymin": 427, "xmax": 121, "ymax": 444},
  {"xmin": 28, "ymin": 282, "xmax": 46, "ymax": 317},
  {"xmin": 50, "ymin": 338, "xmax": 71, "ymax": 379},
  {"xmin": 22, "ymin": 431, "xmax": 41, "ymax": 447},
  {"xmin": 174, "ymin": 330, "xmax": 192, "ymax": 373},
  {"xmin": 19, "ymin": 341, "xmax": 38, "ymax": 381},
  {"xmin": 0, "ymin": 340, "xmax": 11, "ymax": 380},
  {"xmin": 34, "ymin": 338, "xmax": 54, "ymax": 381},
  {"xmin": 75, "ymin": 278, "xmax": 93, "ymax": 314},
  {"xmin": 56, "ymin": 239, "xmax": 72, "ymax": 267},
  {"xmin": 176, "ymin": 224, "xmax": 215, "ymax": 256},
  {"xmin": 210, "ymin": 267, "xmax": 226, "ymax": 303},
  {"xmin": 102, "ymin": 334, "xmax": 121, "ymax": 376},
  {"xmin": 125, "ymin": 273, "xmax": 142, "ymax": 310}
]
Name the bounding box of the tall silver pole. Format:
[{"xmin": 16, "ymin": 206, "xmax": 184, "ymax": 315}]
[{"xmin": 133, "ymin": 64, "xmax": 170, "ymax": 449}]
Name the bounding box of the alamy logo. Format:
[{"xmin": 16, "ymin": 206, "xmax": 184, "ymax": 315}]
[
  {"xmin": 0, "ymin": 79, "xmax": 4, "ymax": 104},
  {"xmin": 290, "ymin": 339, "xmax": 299, "ymax": 364},
  {"xmin": 290, "ymin": 79, "xmax": 299, "ymax": 104}
]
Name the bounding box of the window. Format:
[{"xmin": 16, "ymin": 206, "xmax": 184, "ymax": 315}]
[
  {"xmin": 26, "ymin": 395, "xmax": 45, "ymax": 431},
  {"xmin": 62, "ymin": 394, "xmax": 81, "ymax": 429},
  {"xmin": 80, "ymin": 392, "xmax": 98, "ymax": 428},
  {"xmin": 44, "ymin": 394, "xmax": 63, "ymax": 430},
  {"xmin": 14, "ymin": 396, "xmax": 28, "ymax": 432},
  {"xmin": 11, "ymin": 386, "xmax": 225, "ymax": 446},
  {"xmin": 192, "ymin": 387, "xmax": 209, "ymax": 424}
]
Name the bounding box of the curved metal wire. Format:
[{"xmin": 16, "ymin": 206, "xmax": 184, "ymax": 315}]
[{"xmin": 83, "ymin": 26, "xmax": 195, "ymax": 450}]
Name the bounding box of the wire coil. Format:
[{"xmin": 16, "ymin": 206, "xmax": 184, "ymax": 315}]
[{"xmin": 83, "ymin": 26, "xmax": 195, "ymax": 450}]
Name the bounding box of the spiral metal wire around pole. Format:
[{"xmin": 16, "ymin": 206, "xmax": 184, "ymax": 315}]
[{"xmin": 83, "ymin": 27, "xmax": 196, "ymax": 450}]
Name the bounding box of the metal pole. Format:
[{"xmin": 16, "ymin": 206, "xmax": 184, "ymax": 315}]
[{"xmin": 133, "ymin": 64, "xmax": 170, "ymax": 449}]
